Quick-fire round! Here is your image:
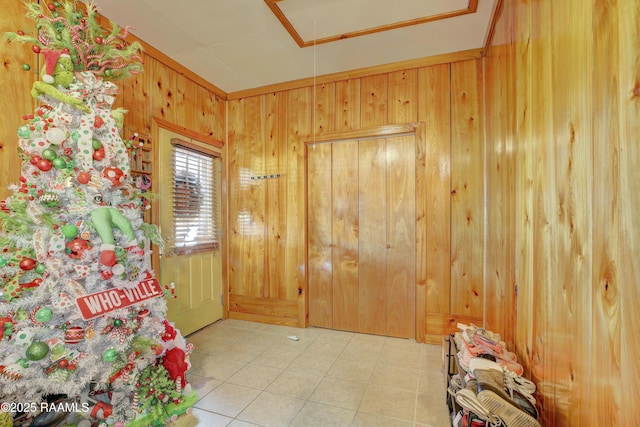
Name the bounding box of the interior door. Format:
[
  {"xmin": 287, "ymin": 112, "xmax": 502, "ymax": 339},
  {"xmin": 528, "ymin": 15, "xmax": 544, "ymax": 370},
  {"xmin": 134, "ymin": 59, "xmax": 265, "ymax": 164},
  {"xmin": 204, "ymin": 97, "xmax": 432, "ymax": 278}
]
[
  {"xmin": 158, "ymin": 127, "xmax": 222, "ymax": 335},
  {"xmin": 308, "ymin": 134, "xmax": 416, "ymax": 338}
]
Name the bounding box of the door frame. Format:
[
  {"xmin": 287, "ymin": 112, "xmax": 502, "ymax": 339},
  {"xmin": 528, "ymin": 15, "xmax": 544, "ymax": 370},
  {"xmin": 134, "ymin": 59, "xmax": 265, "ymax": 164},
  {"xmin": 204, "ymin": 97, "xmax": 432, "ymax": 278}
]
[
  {"xmin": 151, "ymin": 117, "xmax": 225, "ymax": 333},
  {"xmin": 303, "ymin": 122, "xmax": 427, "ymax": 339}
]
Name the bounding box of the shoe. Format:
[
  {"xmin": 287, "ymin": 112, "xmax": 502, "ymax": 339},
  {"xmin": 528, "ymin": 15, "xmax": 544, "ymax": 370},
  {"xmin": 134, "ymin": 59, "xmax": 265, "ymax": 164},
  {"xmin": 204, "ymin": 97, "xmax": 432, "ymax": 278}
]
[
  {"xmin": 448, "ymin": 373, "xmax": 502, "ymax": 426},
  {"xmin": 503, "ymin": 369, "xmax": 537, "ymax": 406},
  {"xmin": 469, "ymin": 358, "xmax": 540, "ymax": 427},
  {"xmin": 461, "ymin": 337, "xmax": 524, "ymax": 376}
]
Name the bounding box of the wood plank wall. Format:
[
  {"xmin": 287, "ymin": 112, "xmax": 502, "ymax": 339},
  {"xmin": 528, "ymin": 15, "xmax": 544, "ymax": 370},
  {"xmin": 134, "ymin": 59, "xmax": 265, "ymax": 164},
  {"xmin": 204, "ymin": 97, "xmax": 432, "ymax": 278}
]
[
  {"xmin": 484, "ymin": 0, "xmax": 640, "ymax": 425},
  {"xmin": 0, "ymin": 0, "xmax": 38, "ymax": 201},
  {"xmin": 227, "ymin": 59, "xmax": 485, "ymax": 342}
]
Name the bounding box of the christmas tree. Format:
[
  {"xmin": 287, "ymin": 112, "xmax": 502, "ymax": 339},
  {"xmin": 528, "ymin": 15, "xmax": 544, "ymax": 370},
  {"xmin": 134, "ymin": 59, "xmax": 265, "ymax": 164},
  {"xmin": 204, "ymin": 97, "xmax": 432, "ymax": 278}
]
[{"xmin": 0, "ymin": 2, "xmax": 196, "ymax": 426}]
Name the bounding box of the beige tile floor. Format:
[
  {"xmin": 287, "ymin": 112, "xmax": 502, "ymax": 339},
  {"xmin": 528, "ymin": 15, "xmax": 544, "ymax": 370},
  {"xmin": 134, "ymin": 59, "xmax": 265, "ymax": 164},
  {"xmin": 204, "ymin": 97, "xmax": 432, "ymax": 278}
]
[{"xmin": 181, "ymin": 319, "xmax": 451, "ymax": 427}]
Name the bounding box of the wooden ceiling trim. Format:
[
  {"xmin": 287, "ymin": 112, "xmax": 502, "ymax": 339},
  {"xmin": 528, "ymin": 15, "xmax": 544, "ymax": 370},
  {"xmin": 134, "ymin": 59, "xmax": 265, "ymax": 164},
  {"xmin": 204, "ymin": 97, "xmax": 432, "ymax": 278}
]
[{"xmin": 264, "ymin": 0, "xmax": 480, "ymax": 48}]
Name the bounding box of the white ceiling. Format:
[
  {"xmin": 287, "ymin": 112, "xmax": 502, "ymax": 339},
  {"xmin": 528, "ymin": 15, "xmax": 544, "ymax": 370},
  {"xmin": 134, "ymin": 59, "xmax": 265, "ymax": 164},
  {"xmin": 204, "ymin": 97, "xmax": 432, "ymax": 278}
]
[{"xmin": 87, "ymin": 0, "xmax": 497, "ymax": 94}]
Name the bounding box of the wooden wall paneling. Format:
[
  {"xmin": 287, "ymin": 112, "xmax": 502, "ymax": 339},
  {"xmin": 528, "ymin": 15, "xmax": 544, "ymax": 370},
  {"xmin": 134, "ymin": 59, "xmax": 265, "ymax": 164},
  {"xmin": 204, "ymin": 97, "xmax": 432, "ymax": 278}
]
[
  {"xmin": 175, "ymin": 73, "xmax": 197, "ymax": 132},
  {"xmin": 227, "ymin": 98, "xmax": 250, "ymax": 298},
  {"xmin": 145, "ymin": 57, "xmax": 177, "ymax": 126},
  {"xmin": 335, "ymin": 79, "xmax": 361, "ymax": 131},
  {"xmin": 0, "ymin": 0, "xmax": 38, "ymax": 200},
  {"xmin": 121, "ymin": 69, "xmax": 149, "ymax": 136},
  {"xmin": 450, "ymin": 59, "xmax": 484, "ymax": 318},
  {"xmin": 246, "ymin": 96, "xmax": 267, "ymax": 299},
  {"xmin": 191, "ymin": 84, "xmax": 218, "ymax": 138},
  {"xmin": 618, "ymin": 1, "xmax": 640, "ymax": 425},
  {"xmin": 307, "ymin": 82, "xmax": 336, "ymax": 326},
  {"xmin": 417, "ymin": 64, "xmax": 452, "ymax": 340},
  {"xmin": 360, "ymin": 74, "xmax": 388, "ymax": 127},
  {"xmin": 265, "ymin": 93, "xmax": 287, "ymax": 300},
  {"xmin": 592, "ymin": 0, "xmax": 622, "ymax": 424},
  {"xmin": 331, "ymin": 140, "xmax": 360, "ymax": 331},
  {"xmin": 358, "ymin": 138, "xmax": 387, "ymax": 335},
  {"xmin": 385, "ymin": 135, "xmax": 416, "ymax": 338},
  {"xmin": 514, "ymin": 0, "xmax": 536, "ymax": 383},
  {"xmin": 307, "ymin": 142, "xmax": 333, "ymax": 328},
  {"xmin": 483, "ymin": 1, "xmax": 517, "ymax": 349},
  {"xmin": 286, "ymin": 87, "xmax": 312, "ymax": 326},
  {"xmin": 413, "ymin": 120, "xmax": 427, "ymax": 343},
  {"xmin": 314, "ymin": 82, "xmax": 336, "ymax": 135},
  {"xmin": 212, "ymin": 93, "xmax": 226, "ymax": 141},
  {"xmin": 549, "ymin": 1, "xmax": 593, "ymax": 424},
  {"xmin": 528, "ymin": 0, "xmax": 559, "ymax": 423},
  {"xmin": 387, "ymin": 70, "xmax": 418, "ymax": 124}
]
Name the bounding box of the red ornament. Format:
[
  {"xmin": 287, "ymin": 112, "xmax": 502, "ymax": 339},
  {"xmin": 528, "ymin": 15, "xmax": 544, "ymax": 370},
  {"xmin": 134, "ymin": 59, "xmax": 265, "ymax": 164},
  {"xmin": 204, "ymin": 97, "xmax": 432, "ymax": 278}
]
[
  {"xmin": 64, "ymin": 326, "xmax": 85, "ymax": 344},
  {"xmin": 57, "ymin": 359, "xmax": 69, "ymax": 369},
  {"xmin": 47, "ymin": 3, "xmax": 56, "ymax": 11},
  {"xmin": 102, "ymin": 167, "xmax": 125, "ymax": 187},
  {"xmin": 93, "ymin": 146, "xmax": 105, "ymax": 161},
  {"xmin": 94, "ymin": 36, "xmax": 103, "ymax": 45},
  {"xmin": 77, "ymin": 171, "xmax": 91, "ymax": 184},
  {"xmin": 32, "ymin": 45, "xmax": 41, "ymax": 54},
  {"xmin": 65, "ymin": 238, "xmax": 90, "ymax": 259},
  {"xmin": 30, "ymin": 155, "xmax": 42, "ymax": 166},
  {"xmin": 37, "ymin": 158, "xmax": 52, "ymax": 172},
  {"xmin": 17, "ymin": 30, "xmax": 24, "ymax": 36},
  {"xmin": 94, "ymin": 116, "xmax": 104, "ymax": 128},
  {"xmin": 19, "ymin": 258, "xmax": 36, "ymax": 271}
]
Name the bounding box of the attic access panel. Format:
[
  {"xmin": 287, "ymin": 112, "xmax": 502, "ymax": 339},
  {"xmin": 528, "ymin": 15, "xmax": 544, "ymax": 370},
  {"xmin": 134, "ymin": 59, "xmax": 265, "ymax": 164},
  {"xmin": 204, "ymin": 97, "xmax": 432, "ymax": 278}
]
[{"xmin": 265, "ymin": 0, "xmax": 478, "ymax": 47}]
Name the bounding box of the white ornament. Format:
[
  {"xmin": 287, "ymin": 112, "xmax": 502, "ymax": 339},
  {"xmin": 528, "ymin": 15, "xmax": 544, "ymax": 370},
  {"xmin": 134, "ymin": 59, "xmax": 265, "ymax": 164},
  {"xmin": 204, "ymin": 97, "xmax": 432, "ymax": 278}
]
[
  {"xmin": 46, "ymin": 127, "xmax": 67, "ymax": 145},
  {"xmin": 112, "ymin": 264, "xmax": 125, "ymax": 275}
]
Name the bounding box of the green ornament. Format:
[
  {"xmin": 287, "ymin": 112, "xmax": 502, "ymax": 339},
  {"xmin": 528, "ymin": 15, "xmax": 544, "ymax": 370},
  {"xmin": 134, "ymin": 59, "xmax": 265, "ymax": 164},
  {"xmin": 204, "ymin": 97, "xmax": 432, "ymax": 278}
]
[
  {"xmin": 103, "ymin": 348, "xmax": 118, "ymax": 362},
  {"xmin": 35, "ymin": 263, "xmax": 46, "ymax": 274},
  {"xmin": 26, "ymin": 341, "xmax": 49, "ymax": 361},
  {"xmin": 92, "ymin": 139, "xmax": 103, "ymax": 150},
  {"xmin": 18, "ymin": 126, "xmax": 31, "ymax": 138},
  {"xmin": 50, "ymin": 343, "xmax": 65, "ymax": 358},
  {"xmin": 113, "ymin": 319, "xmax": 123, "ymax": 327},
  {"xmin": 17, "ymin": 358, "xmax": 30, "ymax": 368},
  {"xmin": 34, "ymin": 307, "xmax": 53, "ymax": 323},
  {"xmin": 22, "ymin": 63, "xmax": 31, "ymax": 71},
  {"xmin": 42, "ymin": 148, "xmax": 57, "ymax": 161},
  {"xmin": 52, "ymin": 157, "xmax": 67, "ymax": 169},
  {"xmin": 61, "ymin": 224, "xmax": 78, "ymax": 239}
]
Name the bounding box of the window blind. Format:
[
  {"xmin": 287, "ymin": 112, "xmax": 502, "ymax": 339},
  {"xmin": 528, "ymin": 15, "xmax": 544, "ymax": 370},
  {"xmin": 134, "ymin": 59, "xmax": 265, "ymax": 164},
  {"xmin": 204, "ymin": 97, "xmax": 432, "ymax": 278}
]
[{"xmin": 172, "ymin": 143, "xmax": 218, "ymax": 253}]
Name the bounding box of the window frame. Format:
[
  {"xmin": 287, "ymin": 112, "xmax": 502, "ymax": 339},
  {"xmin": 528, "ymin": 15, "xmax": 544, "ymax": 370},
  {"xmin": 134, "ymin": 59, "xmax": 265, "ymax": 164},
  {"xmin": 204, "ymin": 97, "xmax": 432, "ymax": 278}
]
[{"xmin": 170, "ymin": 138, "xmax": 220, "ymax": 255}]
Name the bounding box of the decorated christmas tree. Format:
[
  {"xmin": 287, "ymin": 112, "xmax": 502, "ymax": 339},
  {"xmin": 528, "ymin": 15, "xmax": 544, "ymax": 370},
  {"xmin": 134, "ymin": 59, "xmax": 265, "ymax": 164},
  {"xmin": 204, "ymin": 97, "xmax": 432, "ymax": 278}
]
[{"xmin": 0, "ymin": 2, "xmax": 196, "ymax": 426}]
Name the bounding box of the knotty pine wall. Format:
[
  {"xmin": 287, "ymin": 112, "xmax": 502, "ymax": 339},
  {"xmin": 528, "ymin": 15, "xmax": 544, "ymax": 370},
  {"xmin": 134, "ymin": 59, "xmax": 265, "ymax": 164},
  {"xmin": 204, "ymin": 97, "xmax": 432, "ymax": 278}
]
[
  {"xmin": 226, "ymin": 58, "xmax": 486, "ymax": 342},
  {"xmin": 0, "ymin": 0, "xmax": 36, "ymax": 197},
  {"xmin": 484, "ymin": 0, "xmax": 640, "ymax": 425}
]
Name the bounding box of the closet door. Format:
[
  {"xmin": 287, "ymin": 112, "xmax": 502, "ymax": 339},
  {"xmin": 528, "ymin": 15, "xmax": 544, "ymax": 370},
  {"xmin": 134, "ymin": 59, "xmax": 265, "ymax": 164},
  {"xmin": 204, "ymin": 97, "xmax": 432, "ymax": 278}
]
[{"xmin": 307, "ymin": 135, "xmax": 416, "ymax": 338}]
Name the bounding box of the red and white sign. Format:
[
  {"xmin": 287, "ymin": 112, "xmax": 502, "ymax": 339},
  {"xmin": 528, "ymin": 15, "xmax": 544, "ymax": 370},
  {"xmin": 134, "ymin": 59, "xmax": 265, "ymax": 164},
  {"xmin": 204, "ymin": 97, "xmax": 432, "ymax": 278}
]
[{"xmin": 75, "ymin": 272, "xmax": 163, "ymax": 320}]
